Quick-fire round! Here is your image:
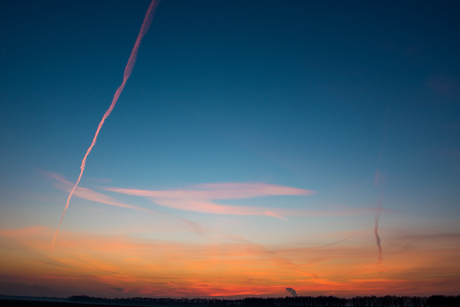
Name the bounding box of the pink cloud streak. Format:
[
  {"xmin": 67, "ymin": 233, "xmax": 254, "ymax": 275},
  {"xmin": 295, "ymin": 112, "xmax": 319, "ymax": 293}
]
[
  {"xmin": 105, "ymin": 183, "xmax": 314, "ymax": 200},
  {"xmin": 104, "ymin": 183, "xmax": 315, "ymax": 220},
  {"xmin": 48, "ymin": 173, "xmax": 151, "ymax": 213},
  {"xmin": 152, "ymin": 198, "xmax": 288, "ymax": 221},
  {"xmin": 52, "ymin": 0, "xmax": 161, "ymax": 251},
  {"xmin": 103, "ymin": 184, "xmax": 392, "ymax": 219},
  {"xmin": 47, "ymin": 173, "xmax": 385, "ymax": 220},
  {"xmin": 45, "ymin": 172, "xmax": 204, "ymax": 234}
]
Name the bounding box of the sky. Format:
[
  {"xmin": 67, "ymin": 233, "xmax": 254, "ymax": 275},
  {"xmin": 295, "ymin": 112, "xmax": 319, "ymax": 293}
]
[{"xmin": 1, "ymin": 0, "xmax": 460, "ymax": 299}]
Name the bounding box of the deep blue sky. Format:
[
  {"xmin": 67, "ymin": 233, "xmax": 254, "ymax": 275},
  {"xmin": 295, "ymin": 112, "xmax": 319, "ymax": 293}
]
[
  {"xmin": 2, "ymin": 0, "xmax": 459, "ymax": 206},
  {"xmin": 0, "ymin": 0, "xmax": 459, "ymax": 297}
]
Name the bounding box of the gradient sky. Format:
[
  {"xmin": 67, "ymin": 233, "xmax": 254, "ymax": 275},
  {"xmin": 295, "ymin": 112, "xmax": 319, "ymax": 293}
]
[{"xmin": 1, "ymin": 0, "xmax": 460, "ymax": 299}]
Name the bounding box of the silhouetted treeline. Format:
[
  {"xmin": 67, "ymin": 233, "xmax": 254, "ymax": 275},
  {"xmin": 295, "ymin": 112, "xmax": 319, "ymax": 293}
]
[{"xmin": 67, "ymin": 295, "xmax": 460, "ymax": 307}]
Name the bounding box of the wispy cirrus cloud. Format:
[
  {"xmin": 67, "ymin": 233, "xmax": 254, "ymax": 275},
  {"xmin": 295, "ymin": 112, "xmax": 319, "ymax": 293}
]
[
  {"xmin": 103, "ymin": 184, "xmax": 393, "ymax": 219},
  {"xmin": 149, "ymin": 198, "xmax": 288, "ymax": 220},
  {"xmin": 105, "ymin": 183, "xmax": 313, "ymax": 200},
  {"xmin": 104, "ymin": 183, "xmax": 315, "ymax": 220},
  {"xmin": 44, "ymin": 171, "xmax": 203, "ymax": 234},
  {"xmin": 46, "ymin": 172, "xmax": 151, "ymax": 213},
  {"xmin": 46, "ymin": 172, "xmax": 388, "ymax": 221}
]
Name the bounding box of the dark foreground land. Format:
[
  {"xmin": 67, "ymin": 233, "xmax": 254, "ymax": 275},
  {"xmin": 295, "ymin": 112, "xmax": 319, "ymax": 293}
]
[
  {"xmin": 1, "ymin": 295, "xmax": 459, "ymax": 307},
  {"xmin": 0, "ymin": 298, "xmax": 131, "ymax": 307}
]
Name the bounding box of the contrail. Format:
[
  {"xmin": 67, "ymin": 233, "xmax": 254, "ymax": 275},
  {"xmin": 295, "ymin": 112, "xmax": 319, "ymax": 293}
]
[
  {"xmin": 373, "ymin": 107, "xmax": 391, "ymax": 264},
  {"xmin": 374, "ymin": 166, "xmax": 388, "ymax": 264},
  {"xmin": 51, "ymin": 0, "xmax": 161, "ymax": 251},
  {"xmin": 374, "ymin": 194, "xmax": 383, "ymax": 264}
]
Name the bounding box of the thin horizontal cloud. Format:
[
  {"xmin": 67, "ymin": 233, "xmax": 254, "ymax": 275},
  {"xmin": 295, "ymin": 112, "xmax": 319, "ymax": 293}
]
[
  {"xmin": 105, "ymin": 182, "xmax": 314, "ymax": 200},
  {"xmin": 104, "ymin": 184, "xmax": 391, "ymax": 219},
  {"xmin": 46, "ymin": 172, "xmax": 386, "ymax": 222},
  {"xmin": 104, "ymin": 183, "xmax": 315, "ymax": 219},
  {"xmin": 43, "ymin": 171, "xmax": 204, "ymax": 234},
  {"xmin": 151, "ymin": 198, "xmax": 288, "ymax": 220},
  {"xmin": 46, "ymin": 172, "xmax": 151, "ymax": 213}
]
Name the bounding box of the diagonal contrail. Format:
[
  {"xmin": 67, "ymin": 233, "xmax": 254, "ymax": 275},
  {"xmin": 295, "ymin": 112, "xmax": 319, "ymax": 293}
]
[{"xmin": 52, "ymin": 0, "xmax": 161, "ymax": 251}]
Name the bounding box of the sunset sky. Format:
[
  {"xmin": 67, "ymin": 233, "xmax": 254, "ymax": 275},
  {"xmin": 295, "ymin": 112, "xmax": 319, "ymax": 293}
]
[{"xmin": 1, "ymin": 0, "xmax": 459, "ymax": 298}]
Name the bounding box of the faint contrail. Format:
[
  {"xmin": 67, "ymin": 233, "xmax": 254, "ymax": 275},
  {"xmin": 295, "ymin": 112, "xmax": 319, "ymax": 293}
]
[
  {"xmin": 373, "ymin": 107, "xmax": 391, "ymax": 264},
  {"xmin": 51, "ymin": 0, "xmax": 161, "ymax": 251},
  {"xmin": 374, "ymin": 166, "xmax": 387, "ymax": 264},
  {"xmin": 374, "ymin": 193, "xmax": 383, "ymax": 264}
]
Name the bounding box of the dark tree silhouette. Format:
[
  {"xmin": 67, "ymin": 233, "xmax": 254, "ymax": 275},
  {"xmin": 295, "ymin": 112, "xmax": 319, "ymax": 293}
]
[{"xmin": 61, "ymin": 294, "xmax": 460, "ymax": 307}]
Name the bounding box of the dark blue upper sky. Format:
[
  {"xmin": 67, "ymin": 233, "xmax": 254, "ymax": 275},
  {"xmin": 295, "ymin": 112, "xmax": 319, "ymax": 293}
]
[{"xmin": 1, "ymin": 0, "xmax": 460, "ymax": 218}]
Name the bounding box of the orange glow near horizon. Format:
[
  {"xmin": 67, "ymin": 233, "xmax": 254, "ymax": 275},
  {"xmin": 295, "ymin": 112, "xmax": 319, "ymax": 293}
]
[{"xmin": 1, "ymin": 225, "xmax": 459, "ymax": 298}]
